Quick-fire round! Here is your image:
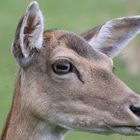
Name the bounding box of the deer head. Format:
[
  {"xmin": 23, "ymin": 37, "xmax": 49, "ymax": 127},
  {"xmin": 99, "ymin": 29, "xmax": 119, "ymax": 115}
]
[{"xmin": 12, "ymin": 1, "xmax": 140, "ymax": 136}]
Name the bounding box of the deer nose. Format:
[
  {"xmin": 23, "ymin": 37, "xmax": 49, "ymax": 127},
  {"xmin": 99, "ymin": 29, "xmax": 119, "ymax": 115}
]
[{"xmin": 130, "ymin": 104, "xmax": 140, "ymax": 118}]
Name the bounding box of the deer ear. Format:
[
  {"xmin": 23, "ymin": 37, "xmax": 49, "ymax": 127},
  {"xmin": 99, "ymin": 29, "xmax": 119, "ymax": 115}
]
[
  {"xmin": 12, "ymin": 1, "xmax": 44, "ymax": 63},
  {"xmin": 81, "ymin": 16, "xmax": 140, "ymax": 58}
]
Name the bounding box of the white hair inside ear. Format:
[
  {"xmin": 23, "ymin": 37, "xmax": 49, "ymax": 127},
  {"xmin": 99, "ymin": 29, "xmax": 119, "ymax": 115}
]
[
  {"xmin": 19, "ymin": 1, "xmax": 44, "ymax": 58},
  {"xmin": 88, "ymin": 16, "xmax": 140, "ymax": 58}
]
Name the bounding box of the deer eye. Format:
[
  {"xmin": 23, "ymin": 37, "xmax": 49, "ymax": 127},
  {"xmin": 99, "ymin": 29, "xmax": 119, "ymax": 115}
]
[{"xmin": 52, "ymin": 59, "xmax": 73, "ymax": 75}]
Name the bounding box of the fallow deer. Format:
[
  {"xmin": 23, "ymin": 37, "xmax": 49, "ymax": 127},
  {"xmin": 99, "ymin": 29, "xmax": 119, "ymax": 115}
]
[{"xmin": 1, "ymin": 1, "xmax": 140, "ymax": 140}]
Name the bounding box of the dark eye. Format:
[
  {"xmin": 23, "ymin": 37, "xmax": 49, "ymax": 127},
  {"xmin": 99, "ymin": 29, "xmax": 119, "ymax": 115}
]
[{"xmin": 52, "ymin": 59, "xmax": 73, "ymax": 75}]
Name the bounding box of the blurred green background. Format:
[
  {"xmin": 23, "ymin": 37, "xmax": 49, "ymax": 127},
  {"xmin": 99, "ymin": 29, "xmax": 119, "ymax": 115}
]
[{"xmin": 1, "ymin": 0, "xmax": 140, "ymax": 139}]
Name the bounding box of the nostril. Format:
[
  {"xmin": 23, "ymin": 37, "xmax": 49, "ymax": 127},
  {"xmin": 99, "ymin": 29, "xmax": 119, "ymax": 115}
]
[{"xmin": 130, "ymin": 104, "xmax": 140, "ymax": 118}]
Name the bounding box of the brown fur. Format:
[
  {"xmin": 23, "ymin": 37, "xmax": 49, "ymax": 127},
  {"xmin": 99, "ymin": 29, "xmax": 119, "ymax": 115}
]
[
  {"xmin": 1, "ymin": 70, "xmax": 21, "ymax": 140},
  {"xmin": 2, "ymin": 29, "xmax": 140, "ymax": 139}
]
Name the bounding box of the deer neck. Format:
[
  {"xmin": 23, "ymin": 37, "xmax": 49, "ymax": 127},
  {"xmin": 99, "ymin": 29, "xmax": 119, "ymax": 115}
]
[{"xmin": 1, "ymin": 71, "xmax": 67, "ymax": 140}]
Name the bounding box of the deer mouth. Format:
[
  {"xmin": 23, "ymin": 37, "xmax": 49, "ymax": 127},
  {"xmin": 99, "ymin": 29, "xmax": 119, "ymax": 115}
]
[
  {"xmin": 71, "ymin": 125, "xmax": 140, "ymax": 136},
  {"xmin": 109, "ymin": 125, "xmax": 140, "ymax": 135},
  {"xmin": 83, "ymin": 125, "xmax": 140, "ymax": 135}
]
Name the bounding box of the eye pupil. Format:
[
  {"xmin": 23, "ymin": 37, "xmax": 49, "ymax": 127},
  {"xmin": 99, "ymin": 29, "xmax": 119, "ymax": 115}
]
[
  {"xmin": 52, "ymin": 60, "xmax": 72, "ymax": 75},
  {"xmin": 56, "ymin": 63, "xmax": 69, "ymax": 70}
]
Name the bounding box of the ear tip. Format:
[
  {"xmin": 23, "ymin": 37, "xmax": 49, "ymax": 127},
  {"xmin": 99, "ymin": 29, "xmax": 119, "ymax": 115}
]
[{"xmin": 27, "ymin": 1, "xmax": 39, "ymax": 11}]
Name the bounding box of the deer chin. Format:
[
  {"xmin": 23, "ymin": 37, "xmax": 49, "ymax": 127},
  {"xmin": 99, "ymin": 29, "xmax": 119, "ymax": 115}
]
[
  {"xmin": 83, "ymin": 126, "xmax": 140, "ymax": 136},
  {"xmin": 81, "ymin": 126, "xmax": 140, "ymax": 135},
  {"xmin": 51, "ymin": 111, "xmax": 140, "ymax": 136},
  {"xmin": 108, "ymin": 126, "xmax": 140, "ymax": 135},
  {"xmin": 55, "ymin": 119, "xmax": 140, "ymax": 136},
  {"xmin": 85, "ymin": 125, "xmax": 140, "ymax": 135},
  {"xmin": 56, "ymin": 120, "xmax": 140, "ymax": 136},
  {"xmin": 52, "ymin": 108, "xmax": 140, "ymax": 136}
]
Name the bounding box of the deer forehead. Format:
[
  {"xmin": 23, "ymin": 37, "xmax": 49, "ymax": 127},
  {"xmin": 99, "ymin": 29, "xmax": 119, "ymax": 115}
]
[{"xmin": 43, "ymin": 30, "xmax": 112, "ymax": 68}]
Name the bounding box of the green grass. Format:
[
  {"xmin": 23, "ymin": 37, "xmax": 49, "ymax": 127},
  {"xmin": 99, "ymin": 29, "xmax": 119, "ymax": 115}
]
[{"xmin": 0, "ymin": 0, "xmax": 140, "ymax": 140}]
